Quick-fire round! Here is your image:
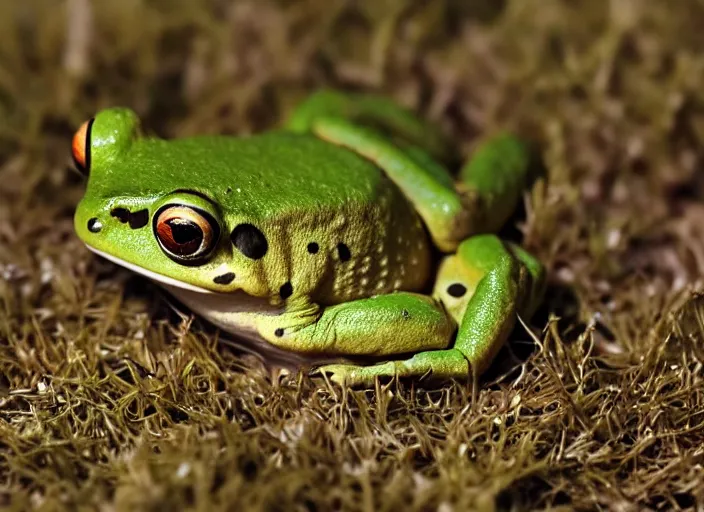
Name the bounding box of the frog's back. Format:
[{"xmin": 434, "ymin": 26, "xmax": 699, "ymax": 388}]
[
  {"xmin": 115, "ymin": 132, "xmax": 388, "ymax": 214},
  {"xmin": 206, "ymin": 132, "xmax": 390, "ymax": 218},
  {"xmin": 116, "ymin": 132, "xmax": 433, "ymax": 303}
]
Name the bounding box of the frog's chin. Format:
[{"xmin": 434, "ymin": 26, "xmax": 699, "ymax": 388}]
[{"xmin": 85, "ymin": 245, "xmax": 216, "ymax": 295}]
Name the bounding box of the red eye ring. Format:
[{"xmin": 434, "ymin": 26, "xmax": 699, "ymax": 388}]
[
  {"xmin": 154, "ymin": 204, "xmax": 220, "ymax": 265},
  {"xmin": 72, "ymin": 118, "xmax": 93, "ymax": 175}
]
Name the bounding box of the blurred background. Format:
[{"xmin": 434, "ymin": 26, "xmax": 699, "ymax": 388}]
[{"xmin": 2, "ymin": 0, "xmax": 704, "ymax": 509}]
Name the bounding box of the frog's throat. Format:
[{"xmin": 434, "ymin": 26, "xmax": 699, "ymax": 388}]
[
  {"xmin": 85, "ymin": 244, "xmax": 285, "ymax": 333},
  {"xmin": 85, "ymin": 245, "xmax": 216, "ymax": 294},
  {"xmin": 85, "ymin": 244, "xmax": 340, "ymax": 369}
]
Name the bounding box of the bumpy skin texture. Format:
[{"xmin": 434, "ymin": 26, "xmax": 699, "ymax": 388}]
[{"xmin": 73, "ymin": 89, "xmax": 545, "ymax": 386}]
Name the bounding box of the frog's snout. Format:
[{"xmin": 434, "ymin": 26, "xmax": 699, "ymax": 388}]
[{"xmin": 75, "ymin": 198, "xmax": 154, "ymax": 245}]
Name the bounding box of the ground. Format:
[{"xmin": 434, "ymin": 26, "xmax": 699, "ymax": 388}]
[{"xmin": 1, "ymin": 0, "xmax": 704, "ymax": 510}]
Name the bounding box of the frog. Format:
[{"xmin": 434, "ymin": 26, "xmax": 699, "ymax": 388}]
[{"xmin": 71, "ymin": 89, "xmax": 546, "ymax": 387}]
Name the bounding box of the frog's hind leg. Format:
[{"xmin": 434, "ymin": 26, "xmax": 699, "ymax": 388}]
[
  {"xmin": 286, "ymin": 90, "xmax": 535, "ymax": 252},
  {"xmin": 285, "ymin": 89, "xmax": 457, "ymax": 164},
  {"xmin": 456, "ymin": 134, "xmax": 535, "ymax": 235},
  {"xmin": 433, "ymin": 235, "xmax": 546, "ymax": 374},
  {"xmin": 317, "ymin": 235, "xmax": 545, "ymax": 386}
]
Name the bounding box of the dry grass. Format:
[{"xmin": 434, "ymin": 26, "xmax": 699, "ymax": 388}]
[{"xmin": 2, "ymin": 0, "xmax": 704, "ymax": 510}]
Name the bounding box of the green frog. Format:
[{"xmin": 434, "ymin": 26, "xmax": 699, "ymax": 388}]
[{"xmin": 72, "ymin": 90, "xmax": 545, "ymax": 386}]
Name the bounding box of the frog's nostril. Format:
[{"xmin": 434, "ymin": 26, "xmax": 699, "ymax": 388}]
[{"xmin": 87, "ymin": 218, "xmax": 102, "ymax": 233}]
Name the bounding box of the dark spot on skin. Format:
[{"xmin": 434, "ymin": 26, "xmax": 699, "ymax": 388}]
[
  {"xmin": 275, "ymin": 328, "xmax": 284, "ymax": 337},
  {"xmin": 402, "ymin": 309, "xmax": 410, "ymax": 319},
  {"xmin": 307, "ymin": 242, "xmax": 319, "ymax": 254},
  {"xmin": 279, "ymin": 282, "xmax": 293, "ymax": 300},
  {"xmin": 87, "ymin": 218, "xmax": 102, "ymax": 233},
  {"xmin": 213, "ymin": 272, "xmax": 236, "ymax": 285},
  {"xmin": 110, "ymin": 207, "xmax": 149, "ymax": 229},
  {"xmin": 447, "ymin": 283, "xmax": 467, "ymax": 298},
  {"xmin": 231, "ymin": 223, "xmax": 268, "ymax": 260},
  {"xmin": 337, "ymin": 243, "xmax": 351, "ymax": 262},
  {"xmin": 128, "ymin": 209, "xmax": 149, "ymax": 229},
  {"xmin": 111, "ymin": 208, "xmax": 130, "ymax": 223}
]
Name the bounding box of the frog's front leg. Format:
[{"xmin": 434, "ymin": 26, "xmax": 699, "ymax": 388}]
[
  {"xmin": 317, "ymin": 235, "xmax": 545, "ymax": 386},
  {"xmin": 255, "ymin": 293, "xmax": 456, "ymax": 358}
]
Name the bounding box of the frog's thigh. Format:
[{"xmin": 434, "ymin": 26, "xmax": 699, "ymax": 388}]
[
  {"xmin": 309, "ymin": 117, "xmax": 464, "ymax": 252},
  {"xmin": 430, "ymin": 239, "xmax": 544, "ymax": 323},
  {"xmin": 285, "ymin": 89, "xmax": 456, "ymax": 163},
  {"xmin": 256, "ymin": 293, "xmax": 455, "ymax": 357}
]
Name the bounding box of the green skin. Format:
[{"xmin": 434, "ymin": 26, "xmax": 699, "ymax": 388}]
[{"xmin": 73, "ymin": 90, "xmax": 545, "ymax": 386}]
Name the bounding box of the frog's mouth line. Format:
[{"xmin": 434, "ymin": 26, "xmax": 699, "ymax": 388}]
[{"xmin": 85, "ymin": 245, "xmax": 217, "ymax": 295}]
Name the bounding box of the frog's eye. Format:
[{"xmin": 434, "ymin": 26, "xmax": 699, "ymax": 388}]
[
  {"xmin": 154, "ymin": 205, "xmax": 220, "ymax": 264},
  {"xmin": 72, "ymin": 118, "xmax": 94, "ymax": 176}
]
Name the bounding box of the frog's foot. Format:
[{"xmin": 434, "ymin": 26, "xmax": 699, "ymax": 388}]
[
  {"xmin": 315, "ymin": 349, "xmax": 469, "ymax": 387},
  {"xmin": 314, "ymin": 362, "xmax": 398, "ymax": 387}
]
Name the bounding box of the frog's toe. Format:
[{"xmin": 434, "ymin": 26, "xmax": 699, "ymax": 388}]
[
  {"xmin": 314, "ymin": 364, "xmax": 353, "ymax": 386},
  {"xmin": 315, "ymin": 362, "xmax": 398, "ymax": 387}
]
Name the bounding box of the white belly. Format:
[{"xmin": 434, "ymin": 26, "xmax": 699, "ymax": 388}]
[{"xmin": 160, "ymin": 283, "xmax": 349, "ymax": 368}]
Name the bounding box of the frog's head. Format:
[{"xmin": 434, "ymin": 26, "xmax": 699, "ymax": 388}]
[{"xmin": 72, "ymin": 108, "xmax": 243, "ymax": 295}]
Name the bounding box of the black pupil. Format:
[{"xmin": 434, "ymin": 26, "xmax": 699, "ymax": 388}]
[{"xmin": 166, "ymin": 218, "xmax": 203, "ymax": 254}]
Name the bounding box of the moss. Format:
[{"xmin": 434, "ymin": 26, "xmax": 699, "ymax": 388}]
[{"xmin": 2, "ymin": 0, "xmax": 704, "ymax": 509}]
